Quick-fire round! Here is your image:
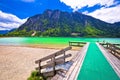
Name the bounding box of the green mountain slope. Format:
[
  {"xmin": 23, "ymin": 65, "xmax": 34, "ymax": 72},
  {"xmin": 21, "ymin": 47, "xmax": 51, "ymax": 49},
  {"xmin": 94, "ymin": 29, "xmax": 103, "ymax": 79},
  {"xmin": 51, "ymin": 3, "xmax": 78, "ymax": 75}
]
[{"xmin": 6, "ymin": 9, "xmax": 120, "ymax": 37}]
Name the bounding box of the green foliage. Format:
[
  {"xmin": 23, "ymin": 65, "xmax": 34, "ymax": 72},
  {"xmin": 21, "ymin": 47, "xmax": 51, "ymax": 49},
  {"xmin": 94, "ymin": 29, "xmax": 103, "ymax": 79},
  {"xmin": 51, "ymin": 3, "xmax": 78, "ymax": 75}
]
[
  {"xmin": 27, "ymin": 71, "xmax": 45, "ymax": 80},
  {"xmin": 41, "ymin": 25, "xmax": 72, "ymax": 37},
  {"xmin": 0, "ymin": 34, "xmax": 4, "ymax": 37},
  {"xmin": 83, "ymin": 24, "xmax": 103, "ymax": 37},
  {"xmin": 41, "ymin": 28, "xmax": 60, "ymax": 37},
  {"xmin": 5, "ymin": 29, "xmax": 34, "ymax": 37}
]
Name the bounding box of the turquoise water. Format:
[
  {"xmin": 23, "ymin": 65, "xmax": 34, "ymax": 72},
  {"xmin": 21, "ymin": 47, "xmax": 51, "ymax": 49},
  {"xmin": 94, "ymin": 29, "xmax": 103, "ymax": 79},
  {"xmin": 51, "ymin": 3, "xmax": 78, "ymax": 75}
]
[
  {"xmin": 77, "ymin": 43, "xmax": 120, "ymax": 80},
  {"xmin": 0, "ymin": 37, "xmax": 120, "ymax": 46}
]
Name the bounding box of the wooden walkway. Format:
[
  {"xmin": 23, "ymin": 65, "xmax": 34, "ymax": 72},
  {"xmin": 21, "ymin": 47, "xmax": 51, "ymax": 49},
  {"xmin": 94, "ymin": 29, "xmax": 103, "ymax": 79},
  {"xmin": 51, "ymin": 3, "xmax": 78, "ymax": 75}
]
[
  {"xmin": 76, "ymin": 43, "xmax": 119, "ymax": 80},
  {"xmin": 34, "ymin": 42, "xmax": 120, "ymax": 80},
  {"xmin": 51, "ymin": 43, "xmax": 120, "ymax": 80},
  {"xmin": 97, "ymin": 43, "xmax": 120, "ymax": 78}
]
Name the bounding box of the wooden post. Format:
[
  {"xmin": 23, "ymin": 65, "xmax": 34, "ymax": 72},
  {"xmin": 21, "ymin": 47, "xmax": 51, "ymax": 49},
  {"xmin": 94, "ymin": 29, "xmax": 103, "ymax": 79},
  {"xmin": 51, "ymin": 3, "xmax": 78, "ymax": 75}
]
[
  {"xmin": 69, "ymin": 42, "xmax": 71, "ymax": 46},
  {"xmin": 110, "ymin": 45, "xmax": 112, "ymax": 53},
  {"xmin": 53, "ymin": 54, "xmax": 56, "ymax": 76},
  {"xmin": 63, "ymin": 51, "xmax": 65, "ymax": 63},
  {"xmin": 106, "ymin": 43, "xmax": 108, "ymax": 48},
  {"xmin": 38, "ymin": 61, "xmax": 41, "ymax": 73}
]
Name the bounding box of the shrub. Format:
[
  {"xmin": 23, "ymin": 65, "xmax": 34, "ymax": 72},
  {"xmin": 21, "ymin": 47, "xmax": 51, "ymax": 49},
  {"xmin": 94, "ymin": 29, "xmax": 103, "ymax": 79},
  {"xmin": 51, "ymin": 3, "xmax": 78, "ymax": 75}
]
[{"xmin": 27, "ymin": 71, "xmax": 46, "ymax": 80}]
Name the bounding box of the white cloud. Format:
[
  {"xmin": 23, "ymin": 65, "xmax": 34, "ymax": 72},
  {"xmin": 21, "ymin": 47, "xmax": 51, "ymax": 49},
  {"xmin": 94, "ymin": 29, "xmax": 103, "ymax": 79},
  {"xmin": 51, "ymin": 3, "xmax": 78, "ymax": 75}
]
[
  {"xmin": 87, "ymin": 5, "xmax": 120, "ymax": 23},
  {"xmin": 0, "ymin": 11, "xmax": 27, "ymax": 30},
  {"xmin": 60, "ymin": 0, "xmax": 115, "ymax": 11},
  {"xmin": 21, "ymin": 0, "xmax": 35, "ymax": 2},
  {"xmin": 60, "ymin": 0, "xmax": 120, "ymax": 23}
]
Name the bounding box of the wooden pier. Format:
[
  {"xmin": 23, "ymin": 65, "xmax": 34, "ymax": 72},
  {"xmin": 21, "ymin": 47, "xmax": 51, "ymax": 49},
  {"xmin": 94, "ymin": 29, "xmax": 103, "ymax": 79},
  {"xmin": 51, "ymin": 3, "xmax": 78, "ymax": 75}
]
[
  {"xmin": 51, "ymin": 43, "xmax": 89, "ymax": 80},
  {"xmin": 51, "ymin": 43, "xmax": 120, "ymax": 80},
  {"xmin": 34, "ymin": 42, "xmax": 120, "ymax": 80},
  {"xmin": 97, "ymin": 43, "xmax": 120, "ymax": 77}
]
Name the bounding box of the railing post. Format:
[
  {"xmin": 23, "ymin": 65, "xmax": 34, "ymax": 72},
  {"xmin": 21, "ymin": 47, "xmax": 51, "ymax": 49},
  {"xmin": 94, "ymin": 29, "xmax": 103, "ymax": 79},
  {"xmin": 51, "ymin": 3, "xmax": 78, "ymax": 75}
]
[
  {"xmin": 110, "ymin": 45, "xmax": 112, "ymax": 53},
  {"xmin": 63, "ymin": 51, "xmax": 65, "ymax": 63},
  {"xmin": 78, "ymin": 42, "xmax": 80, "ymax": 46},
  {"xmin": 53, "ymin": 54, "xmax": 56, "ymax": 76},
  {"xmin": 69, "ymin": 42, "xmax": 71, "ymax": 46},
  {"xmin": 106, "ymin": 43, "xmax": 108, "ymax": 48},
  {"xmin": 38, "ymin": 61, "xmax": 41, "ymax": 74}
]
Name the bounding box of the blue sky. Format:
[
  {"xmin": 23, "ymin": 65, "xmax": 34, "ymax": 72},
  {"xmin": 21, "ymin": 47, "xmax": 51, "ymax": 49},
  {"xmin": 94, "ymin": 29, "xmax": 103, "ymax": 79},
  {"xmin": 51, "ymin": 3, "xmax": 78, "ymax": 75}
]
[{"xmin": 0, "ymin": 0, "xmax": 120, "ymax": 30}]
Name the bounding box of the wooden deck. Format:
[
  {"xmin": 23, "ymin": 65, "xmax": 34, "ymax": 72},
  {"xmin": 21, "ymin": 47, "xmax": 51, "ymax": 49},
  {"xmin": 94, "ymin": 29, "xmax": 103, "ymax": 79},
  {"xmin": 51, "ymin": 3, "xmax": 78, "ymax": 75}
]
[
  {"xmin": 51, "ymin": 43, "xmax": 120, "ymax": 80},
  {"xmin": 34, "ymin": 42, "xmax": 120, "ymax": 80},
  {"xmin": 51, "ymin": 43, "xmax": 89, "ymax": 80},
  {"xmin": 97, "ymin": 43, "xmax": 120, "ymax": 78}
]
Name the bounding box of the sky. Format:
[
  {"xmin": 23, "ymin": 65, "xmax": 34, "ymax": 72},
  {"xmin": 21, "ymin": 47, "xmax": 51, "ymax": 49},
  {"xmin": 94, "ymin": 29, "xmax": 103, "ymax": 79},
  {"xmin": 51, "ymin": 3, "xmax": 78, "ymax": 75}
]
[{"xmin": 0, "ymin": 0, "xmax": 120, "ymax": 30}]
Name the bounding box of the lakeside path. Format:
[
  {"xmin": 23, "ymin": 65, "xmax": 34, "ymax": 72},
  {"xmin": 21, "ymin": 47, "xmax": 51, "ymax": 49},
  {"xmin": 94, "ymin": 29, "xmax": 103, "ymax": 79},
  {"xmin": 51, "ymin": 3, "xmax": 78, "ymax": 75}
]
[
  {"xmin": 0, "ymin": 46, "xmax": 78, "ymax": 80},
  {"xmin": 77, "ymin": 43, "xmax": 120, "ymax": 80}
]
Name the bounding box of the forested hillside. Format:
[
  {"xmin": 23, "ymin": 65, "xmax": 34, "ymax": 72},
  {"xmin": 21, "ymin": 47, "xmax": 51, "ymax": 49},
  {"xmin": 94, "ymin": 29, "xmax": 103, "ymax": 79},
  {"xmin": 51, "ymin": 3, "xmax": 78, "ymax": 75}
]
[{"xmin": 6, "ymin": 9, "xmax": 120, "ymax": 37}]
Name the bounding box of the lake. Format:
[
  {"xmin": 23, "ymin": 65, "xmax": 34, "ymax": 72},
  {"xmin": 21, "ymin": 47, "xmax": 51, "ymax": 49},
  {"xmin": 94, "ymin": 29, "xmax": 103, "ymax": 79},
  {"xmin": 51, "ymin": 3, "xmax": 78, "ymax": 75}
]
[{"xmin": 0, "ymin": 37, "xmax": 120, "ymax": 48}]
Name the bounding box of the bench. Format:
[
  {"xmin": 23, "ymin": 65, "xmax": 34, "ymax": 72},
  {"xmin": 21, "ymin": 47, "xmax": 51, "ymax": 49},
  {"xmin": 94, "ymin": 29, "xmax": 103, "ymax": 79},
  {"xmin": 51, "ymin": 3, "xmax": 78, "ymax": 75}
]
[{"xmin": 35, "ymin": 46, "xmax": 72, "ymax": 77}]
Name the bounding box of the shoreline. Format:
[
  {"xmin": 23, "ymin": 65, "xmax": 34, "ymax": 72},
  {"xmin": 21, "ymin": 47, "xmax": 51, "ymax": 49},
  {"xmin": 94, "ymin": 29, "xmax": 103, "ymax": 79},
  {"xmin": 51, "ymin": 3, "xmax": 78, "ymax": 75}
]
[{"xmin": 0, "ymin": 44, "xmax": 81, "ymax": 50}]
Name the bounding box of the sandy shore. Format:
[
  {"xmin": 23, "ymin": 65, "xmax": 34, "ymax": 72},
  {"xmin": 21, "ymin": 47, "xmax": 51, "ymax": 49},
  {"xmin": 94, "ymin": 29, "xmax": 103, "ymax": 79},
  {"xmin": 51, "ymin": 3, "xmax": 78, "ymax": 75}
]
[{"xmin": 0, "ymin": 45, "xmax": 79, "ymax": 80}]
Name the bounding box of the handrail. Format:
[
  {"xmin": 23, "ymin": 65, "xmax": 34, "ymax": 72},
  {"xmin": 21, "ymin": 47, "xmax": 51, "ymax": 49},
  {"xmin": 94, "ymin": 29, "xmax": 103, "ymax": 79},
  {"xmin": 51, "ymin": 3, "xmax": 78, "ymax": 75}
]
[
  {"xmin": 69, "ymin": 41, "xmax": 86, "ymax": 47},
  {"xmin": 100, "ymin": 42, "xmax": 120, "ymax": 59},
  {"xmin": 35, "ymin": 47, "xmax": 72, "ymax": 63},
  {"xmin": 35, "ymin": 46, "xmax": 72, "ymax": 76}
]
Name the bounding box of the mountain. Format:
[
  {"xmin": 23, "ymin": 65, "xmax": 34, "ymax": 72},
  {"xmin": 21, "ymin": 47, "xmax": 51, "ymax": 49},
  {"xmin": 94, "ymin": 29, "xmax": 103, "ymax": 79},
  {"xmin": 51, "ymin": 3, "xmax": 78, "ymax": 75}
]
[
  {"xmin": 0, "ymin": 30, "xmax": 9, "ymax": 34},
  {"xmin": 7, "ymin": 9, "xmax": 120, "ymax": 37}
]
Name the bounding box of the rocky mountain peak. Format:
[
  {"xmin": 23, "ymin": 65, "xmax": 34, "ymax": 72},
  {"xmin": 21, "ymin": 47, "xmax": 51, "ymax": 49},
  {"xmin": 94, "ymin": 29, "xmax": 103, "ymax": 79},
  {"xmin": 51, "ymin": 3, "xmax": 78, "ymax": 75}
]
[{"xmin": 9, "ymin": 9, "xmax": 120, "ymax": 37}]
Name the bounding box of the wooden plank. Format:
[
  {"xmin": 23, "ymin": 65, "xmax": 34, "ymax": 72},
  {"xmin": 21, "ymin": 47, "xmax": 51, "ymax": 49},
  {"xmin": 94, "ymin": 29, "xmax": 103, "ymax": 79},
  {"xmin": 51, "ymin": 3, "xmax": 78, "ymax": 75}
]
[
  {"xmin": 43, "ymin": 70, "xmax": 55, "ymax": 77},
  {"xmin": 69, "ymin": 41, "xmax": 86, "ymax": 47},
  {"xmin": 62, "ymin": 46, "xmax": 72, "ymax": 52},
  {"xmin": 35, "ymin": 50, "xmax": 63, "ymax": 63},
  {"xmin": 69, "ymin": 41, "xmax": 86, "ymax": 44},
  {"xmin": 35, "ymin": 47, "xmax": 72, "ymax": 63},
  {"xmin": 47, "ymin": 54, "xmax": 72, "ymax": 63},
  {"xmin": 100, "ymin": 43, "xmax": 120, "ymax": 46},
  {"xmin": 42, "ymin": 69, "xmax": 65, "ymax": 77},
  {"xmin": 38, "ymin": 61, "xmax": 41, "ymax": 73},
  {"xmin": 69, "ymin": 44, "xmax": 84, "ymax": 47},
  {"xmin": 36, "ymin": 59, "xmax": 65, "ymax": 70},
  {"xmin": 112, "ymin": 44, "xmax": 120, "ymax": 46}
]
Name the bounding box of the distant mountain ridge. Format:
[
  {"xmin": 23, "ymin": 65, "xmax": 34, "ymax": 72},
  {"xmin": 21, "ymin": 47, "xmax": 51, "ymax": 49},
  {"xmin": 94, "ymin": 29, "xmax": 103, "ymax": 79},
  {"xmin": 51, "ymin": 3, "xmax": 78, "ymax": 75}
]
[
  {"xmin": 0, "ymin": 30, "xmax": 9, "ymax": 34},
  {"xmin": 7, "ymin": 9, "xmax": 120, "ymax": 37}
]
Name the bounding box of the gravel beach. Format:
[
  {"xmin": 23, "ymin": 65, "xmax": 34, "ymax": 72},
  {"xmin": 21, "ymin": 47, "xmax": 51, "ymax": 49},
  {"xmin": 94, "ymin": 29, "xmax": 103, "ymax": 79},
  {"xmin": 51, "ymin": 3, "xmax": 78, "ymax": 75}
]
[{"xmin": 0, "ymin": 46, "xmax": 78, "ymax": 80}]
